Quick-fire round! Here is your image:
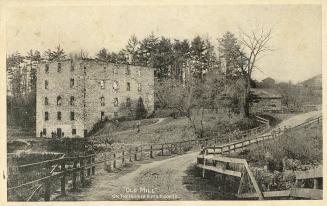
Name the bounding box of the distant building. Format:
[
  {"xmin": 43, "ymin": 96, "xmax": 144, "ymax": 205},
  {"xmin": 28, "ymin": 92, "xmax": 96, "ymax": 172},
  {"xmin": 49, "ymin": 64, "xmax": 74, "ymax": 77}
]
[
  {"xmin": 261, "ymin": 77, "xmax": 276, "ymax": 88},
  {"xmin": 298, "ymin": 74, "xmax": 322, "ymax": 90},
  {"xmin": 36, "ymin": 59, "xmax": 154, "ymax": 138},
  {"xmin": 250, "ymin": 88, "xmax": 282, "ymax": 113}
]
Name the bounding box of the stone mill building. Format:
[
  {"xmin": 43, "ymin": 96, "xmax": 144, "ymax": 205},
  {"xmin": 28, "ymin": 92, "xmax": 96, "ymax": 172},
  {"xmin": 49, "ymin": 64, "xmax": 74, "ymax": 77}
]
[{"xmin": 36, "ymin": 59, "xmax": 154, "ymax": 138}]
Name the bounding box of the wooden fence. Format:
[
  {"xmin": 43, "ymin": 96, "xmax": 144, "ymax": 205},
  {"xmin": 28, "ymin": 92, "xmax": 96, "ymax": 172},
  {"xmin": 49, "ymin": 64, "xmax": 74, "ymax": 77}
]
[
  {"xmin": 201, "ymin": 116, "xmax": 322, "ymax": 155},
  {"xmin": 197, "ymin": 155, "xmax": 264, "ymax": 199},
  {"xmin": 197, "ymin": 115, "xmax": 322, "ymax": 200},
  {"xmin": 236, "ymin": 165, "xmax": 323, "ymax": 200}
]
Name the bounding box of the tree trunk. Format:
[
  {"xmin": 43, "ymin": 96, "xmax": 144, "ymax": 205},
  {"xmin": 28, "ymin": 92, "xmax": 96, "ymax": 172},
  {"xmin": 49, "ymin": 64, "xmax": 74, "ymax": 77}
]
[{"xmin": 241, "ymin": 78, "xmax": 250, "ymax": 118}]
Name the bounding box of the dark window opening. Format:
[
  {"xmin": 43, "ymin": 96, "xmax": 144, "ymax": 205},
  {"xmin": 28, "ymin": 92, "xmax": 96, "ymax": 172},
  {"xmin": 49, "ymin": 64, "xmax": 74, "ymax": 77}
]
[
  {"xmin": 45, "ymin": 80, "xmax": 49, "ymax": 89},
  {"xmin": 45, "ymin": 64, "xmax": 49, "ymax": 73},
  {"xmin": 43, "ymin": 128, "xmax": 47, "ymax": 136},
  {"xmin": 70, "ymin": 78, "xmax": 75, "ymax": 88},
  {"xmin": 57, "ymin": 96, "xmax": 62, "ymax": 105},
  {"xmin": 70, "ymin": 96, "xmax": 75, "ymax": 106},
  {"xmin": 72, "ymin": 129, "xmax": 76, "ymax": 135},
  {"xmin": 45, "ymin": 112, "xmax": 49, "ymax": 121},
  {"xmin": 100, "ymin": 96, "xmax": 105, "ymax": 106},
  {"xmin": 45, "ymin": 97, "xmax": 49, "ymax": 105},
  {"xmin": 127, "ymin": 82, "xmax": 130, "ymax": 91},
  {"xmin": 57, "ymin": 63, "xmax": 62, "ymax": 72},
  {"xmin": 57, "ymin": 111, "xmax": 62, "ymax": 120},
  {"xmin": 70, "ymin": 112, "xmax": 75, "ymax": 120},
  {"xmin": 101, "ymin": 111, "xmax": 105, "ymax": 121}
]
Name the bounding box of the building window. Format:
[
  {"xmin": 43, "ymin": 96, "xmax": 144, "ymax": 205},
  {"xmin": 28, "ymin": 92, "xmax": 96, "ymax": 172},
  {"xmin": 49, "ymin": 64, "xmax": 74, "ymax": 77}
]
[
  {"xmin": 70, "ymin": 78, "xmax": 75, "ymax": 88},
  {"xmin": 45, "ymin": 112, "xmax": 49, "ymax": 121},
  {"xmin": 45, "ymin": 80, "xmax": 49, "ymax": 89},
  {"xmin": 70, "ymin": 96, "xmax": 75, "ymax": 106},
  {"xmin": 127, "ymin": 82, "xmax": 130, "ymax": 91},
  {"xmin": 72, "ymin": 129, "xmax": 76, "ymax": 135},
  {"xmin": 45, "ymin": 64, "xmax": 49, "ymax": 73},
  {"xmin": 57, "ymin": 111, "xmax": 62, "ymax": 120},
  {"xmin": 126, "ymin": 97, "xmax": 131, "ymax": 107},
  {"xmin": 70, "ymin": 112, "xmax": 75, "ymax": 120},
  {"xmin": 43, "ymin": 128, "xmax": 47, "ymax": 136},
  {"xmin": 45, "ymin": 97, "xmax": 49, "ymax": 105},
  {"xmin": 113, "ymin": 81, "xmax": 119, "ymax": 91},
  {"xmin": 114, "ymin": 112, "xmax": 118, "ymax": 117},
  {"xmin": 57, "ymin": 63, "xmax": 62, "ymax": 72},
  {"xmin": 126, "ymin": 66, "xmax": 130, "ymax": 75},
  {"xmin": 114, "ymin": 98, "xmax": 119, "ymax": 107},
  {"xmin": 57, "ymin": 96, "xmax": 62, "ymax": 105},
  {"xmin": 138, "ymin": 83, "xmax": 142, "ymax": 92},
  {"xmin": 100, "ymin": 80, "xmax": 105, "ymax": 89},
  {"xmin": 101, "ymin": 111, "xmax": 105, "ymax": 121},
  {"xmin": 100, "ymin": 96, "xmax": 105, "ymax": 106}
]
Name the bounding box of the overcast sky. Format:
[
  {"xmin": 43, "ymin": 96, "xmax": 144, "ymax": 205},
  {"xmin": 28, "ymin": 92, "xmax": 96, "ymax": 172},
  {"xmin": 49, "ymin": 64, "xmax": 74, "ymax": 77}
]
[{"xmin": 5, "ymin": 3, "xmax": 321, "ymax": 83}]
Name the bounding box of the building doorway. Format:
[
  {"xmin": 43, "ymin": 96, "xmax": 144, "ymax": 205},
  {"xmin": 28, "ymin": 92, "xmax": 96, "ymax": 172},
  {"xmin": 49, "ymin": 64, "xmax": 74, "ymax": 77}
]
[{"xmin": 57, "ymin": 128, "xmax": 62, "ymax": 138}]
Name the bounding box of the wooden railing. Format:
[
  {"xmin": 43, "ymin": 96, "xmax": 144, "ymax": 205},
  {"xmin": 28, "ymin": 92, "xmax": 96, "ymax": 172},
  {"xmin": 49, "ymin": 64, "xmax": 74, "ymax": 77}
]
[
  {"xmin": 201, "ymin": 115, "xmax": 322, "ymax": 155},
  {"xmin": 197, "ymin": 115, "xmax": 322, "ymax": 200},
  {"xmin": 196, "ymin": 155, "xmax": 264, "ymax": 200},
  {"xmin": 236, "ymin": 165, "xmax": 323, "ymax": 200},
  {"xmin": 8, "ymin": 115, "xmax": 300, "ymax": 201}
]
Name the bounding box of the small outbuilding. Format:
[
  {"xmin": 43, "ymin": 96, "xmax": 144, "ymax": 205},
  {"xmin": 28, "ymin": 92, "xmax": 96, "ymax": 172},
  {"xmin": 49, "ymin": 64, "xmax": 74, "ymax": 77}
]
[{"xmin": 250, "ymin": 88, "xmax": 282, "ymax": 113}]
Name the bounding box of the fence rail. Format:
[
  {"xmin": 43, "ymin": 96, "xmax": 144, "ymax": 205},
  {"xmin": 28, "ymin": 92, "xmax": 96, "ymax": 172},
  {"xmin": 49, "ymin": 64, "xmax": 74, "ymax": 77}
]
[
  {"xmin": 8, "ymin": 115, "xmax": 321, "ymax": 201},
  {"xmin": 201, "ymin": 116, "xmax": 321, "ymax": 155},
  {"xmin": 198, "ymin": 115, "xmax": 322, "ymax": 200}
]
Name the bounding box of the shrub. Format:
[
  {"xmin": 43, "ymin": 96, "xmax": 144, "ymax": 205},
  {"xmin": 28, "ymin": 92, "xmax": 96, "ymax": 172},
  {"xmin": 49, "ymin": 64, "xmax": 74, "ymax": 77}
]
[{"xmin": 135, "ymin": 97, "xmax": 148, "ymax": 119}]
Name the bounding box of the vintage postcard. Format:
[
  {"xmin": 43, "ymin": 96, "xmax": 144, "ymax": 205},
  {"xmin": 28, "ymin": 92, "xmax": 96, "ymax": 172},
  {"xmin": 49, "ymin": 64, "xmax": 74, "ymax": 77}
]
[{"xmin": 0, "ymin": 0, "xmax": 325, "ymax": 205}]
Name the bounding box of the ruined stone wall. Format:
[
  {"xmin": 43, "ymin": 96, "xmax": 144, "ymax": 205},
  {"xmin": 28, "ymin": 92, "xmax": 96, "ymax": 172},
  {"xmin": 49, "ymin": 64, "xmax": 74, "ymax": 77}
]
[
  {"xmin": 36, "ymin": 60, "xmax": 85, "ymax": 138},
  {"xmin": 82, "ymin": 61, "xmax": 154, "ymax": 133},
  {"xmin": 37, "ymin": 59, "xmax": 154, "ymax": 138}
]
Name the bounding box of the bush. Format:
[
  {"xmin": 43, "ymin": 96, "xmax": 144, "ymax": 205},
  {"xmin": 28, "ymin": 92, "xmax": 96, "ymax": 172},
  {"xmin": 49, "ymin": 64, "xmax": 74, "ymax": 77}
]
[{"xmin": 135, "ymin": 97, "xmax": 148, "ymax": 119}]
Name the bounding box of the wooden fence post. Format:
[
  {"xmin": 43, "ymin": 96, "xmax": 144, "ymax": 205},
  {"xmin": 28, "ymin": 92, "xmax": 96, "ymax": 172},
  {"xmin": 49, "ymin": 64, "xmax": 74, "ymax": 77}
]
[
  {"xmin": 60, "ymin": 159, "xmax": 66, "ymax": 196},
  {"xmin": 80, "ymin": 158, "xmax": 85, "ymax": 187},
  {"xmin": 113, "ymin": 153, "xmax": 116, "ymax": 169},
  {"xmin": 161, "ymin": 144, "xmax": 164, "ymax": 156},
  {"xmin": 72, "ymin": 160, "xmax": 77, "ymax": 190},
  {"xmin": 313, "ymin": 178, "xmax": 319, "ymax": 189},
  {"xmin": 87, "ymin": 157, "xmax": 91, "ymax": 177},
  {"xmin": 140, "ymin": 146, "xmax": 143, "ymax": 160},
  {"xmin": 129, "ymin": 148, "xmax": 132, "ymax": 162},
  {"xmin": 150, "ymin": 145, "xmax": 153, "ymax": 158},
  {"xmin": 44, "ymin": 179, "xmax": 51, "ymax": 201},
  {"xmin": 134, "ymin": 147, "xmax": 138, "ymax": 161},
  {"xmin": 122, "ymin": 151, "xmax": 125, "ymax": 165},
  {"xmin": 43, "ymin": 163, "xmax": 51, "ymax": 201}
]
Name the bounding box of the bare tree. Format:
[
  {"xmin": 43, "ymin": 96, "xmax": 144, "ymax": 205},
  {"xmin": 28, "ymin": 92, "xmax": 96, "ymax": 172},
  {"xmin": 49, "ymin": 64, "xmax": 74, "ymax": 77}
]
[
  {"xmin": 238, "ymin": 28, "xmax": 272, "ymax": 116},
  {"xmin": 219, "ymin": 29, "xmax": 272, "ymax": 117}
]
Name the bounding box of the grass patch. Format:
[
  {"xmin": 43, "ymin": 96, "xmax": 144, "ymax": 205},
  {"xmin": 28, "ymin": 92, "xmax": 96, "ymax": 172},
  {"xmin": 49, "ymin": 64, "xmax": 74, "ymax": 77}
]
[{"xmin": 238, "ymin": 123, "xmax": 322, "ymax": 169}]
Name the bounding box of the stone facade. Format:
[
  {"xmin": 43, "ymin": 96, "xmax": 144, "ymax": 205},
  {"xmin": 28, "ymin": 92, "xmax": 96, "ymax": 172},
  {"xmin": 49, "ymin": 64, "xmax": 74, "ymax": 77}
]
[{"xmin": 36, "ymin": 59, "xmax": 154, "ymax": 138}]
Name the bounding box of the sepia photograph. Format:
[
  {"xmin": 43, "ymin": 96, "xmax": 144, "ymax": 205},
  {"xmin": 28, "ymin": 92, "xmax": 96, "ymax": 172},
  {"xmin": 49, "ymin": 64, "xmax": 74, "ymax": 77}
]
[{"xmin": 1, "ymin": 0, "xmax": 324, "ymax": 203}]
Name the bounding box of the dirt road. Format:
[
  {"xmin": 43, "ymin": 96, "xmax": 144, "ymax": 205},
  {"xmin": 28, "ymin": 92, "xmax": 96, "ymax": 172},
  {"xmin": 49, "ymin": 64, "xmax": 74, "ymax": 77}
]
[{"xmin": 59, "ymin": 110, "xmax": 321, "ymax": 201}]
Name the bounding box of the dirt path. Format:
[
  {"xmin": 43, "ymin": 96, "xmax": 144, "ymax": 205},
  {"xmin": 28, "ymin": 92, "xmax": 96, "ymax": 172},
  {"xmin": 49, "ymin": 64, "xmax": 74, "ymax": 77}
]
[{"xmin": 59, "ymin": 111, "xmax": 321, "ymax": 201}]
